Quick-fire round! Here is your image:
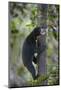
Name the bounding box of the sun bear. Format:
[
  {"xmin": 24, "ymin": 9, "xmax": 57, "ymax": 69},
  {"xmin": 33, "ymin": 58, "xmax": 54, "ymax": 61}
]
[{"xmin": 22, "ymin": 27, "xmax": 43, "ymax": 79}]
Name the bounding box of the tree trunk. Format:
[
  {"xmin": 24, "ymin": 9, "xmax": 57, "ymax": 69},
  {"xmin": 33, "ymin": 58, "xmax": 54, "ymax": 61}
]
[{"xmin": 37, "ymin": 4, "xmax": 48, "ymax": 85}]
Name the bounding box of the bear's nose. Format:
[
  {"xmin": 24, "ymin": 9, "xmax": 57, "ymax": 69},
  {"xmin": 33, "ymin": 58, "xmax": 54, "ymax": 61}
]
[{"xmin": 40, "ymin": 28, "xmax": 46, "ymax": 35}]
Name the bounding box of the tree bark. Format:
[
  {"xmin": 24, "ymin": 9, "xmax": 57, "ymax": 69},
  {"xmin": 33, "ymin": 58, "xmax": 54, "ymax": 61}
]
[{"xmin": 37, "ymin": 4, "xmax": 48, "ymax": 85}]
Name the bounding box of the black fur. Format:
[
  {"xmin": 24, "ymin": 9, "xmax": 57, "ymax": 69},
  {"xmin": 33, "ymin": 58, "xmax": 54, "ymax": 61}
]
[{"xmin": 22, "ymin": 27, "xmax": 41, "ymax": 79}]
